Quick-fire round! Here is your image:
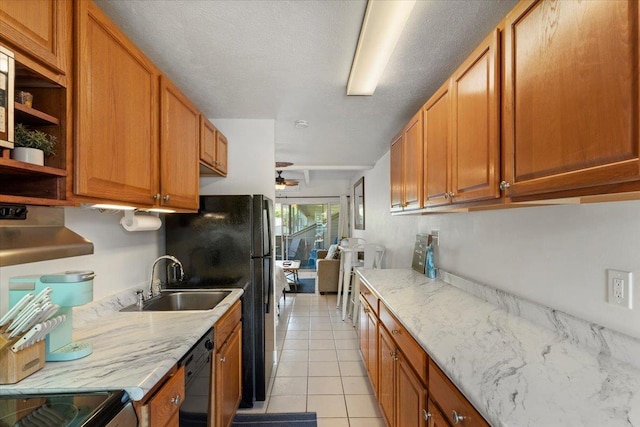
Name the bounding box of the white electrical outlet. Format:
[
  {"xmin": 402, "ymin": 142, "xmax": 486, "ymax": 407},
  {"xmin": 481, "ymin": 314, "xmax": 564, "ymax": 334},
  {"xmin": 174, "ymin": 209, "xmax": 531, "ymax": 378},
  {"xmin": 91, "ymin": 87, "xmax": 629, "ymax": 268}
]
[{"xmin": 607, "ymin": 269, "xmax": 633, "ymax": 309}]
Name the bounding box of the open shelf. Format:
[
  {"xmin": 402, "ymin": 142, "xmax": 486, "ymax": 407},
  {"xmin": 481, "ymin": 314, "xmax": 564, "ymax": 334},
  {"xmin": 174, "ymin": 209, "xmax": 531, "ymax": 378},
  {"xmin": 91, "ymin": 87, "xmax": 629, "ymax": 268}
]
[
  {"xmin": 0, "ymin": 157, "xmax": 67, "ymax": 177},
  {"xmin": 15, "ymin": 102, "xmax": 60, "ymax": 126}
]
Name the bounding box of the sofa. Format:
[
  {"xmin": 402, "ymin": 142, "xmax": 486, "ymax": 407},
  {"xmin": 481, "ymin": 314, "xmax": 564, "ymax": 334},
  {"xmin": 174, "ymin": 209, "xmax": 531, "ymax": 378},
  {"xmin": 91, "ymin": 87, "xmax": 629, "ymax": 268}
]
[{"xmin": 316, "ymin": 249, "xmax": 340, "ymax": 294}]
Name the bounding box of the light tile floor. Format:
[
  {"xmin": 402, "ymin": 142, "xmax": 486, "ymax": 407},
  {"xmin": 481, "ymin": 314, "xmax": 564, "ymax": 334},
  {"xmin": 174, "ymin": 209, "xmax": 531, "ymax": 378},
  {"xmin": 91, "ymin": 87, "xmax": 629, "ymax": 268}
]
[{"xmin": 237, "ymin": 272, "xmax": 385, "ymax": 427}]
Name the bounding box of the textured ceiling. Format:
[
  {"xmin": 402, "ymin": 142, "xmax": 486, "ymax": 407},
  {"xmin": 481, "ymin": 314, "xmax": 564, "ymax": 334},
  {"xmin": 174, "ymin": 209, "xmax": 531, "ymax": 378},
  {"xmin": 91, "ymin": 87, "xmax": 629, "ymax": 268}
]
[{"xmin": 95, "ymin": 0, "xmax": 518, "ymax": 182}]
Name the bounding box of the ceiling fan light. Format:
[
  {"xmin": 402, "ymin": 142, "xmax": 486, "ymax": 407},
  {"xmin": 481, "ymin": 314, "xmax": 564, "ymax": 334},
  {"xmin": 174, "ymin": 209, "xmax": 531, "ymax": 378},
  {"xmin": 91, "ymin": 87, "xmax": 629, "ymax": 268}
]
[
  {"xmin": 275, "ymin": 183, "xmax": 287, "ymax": 190},
  {"xmin": 347, "ymin": 0, "xmax": 416, "ymax": 96}
]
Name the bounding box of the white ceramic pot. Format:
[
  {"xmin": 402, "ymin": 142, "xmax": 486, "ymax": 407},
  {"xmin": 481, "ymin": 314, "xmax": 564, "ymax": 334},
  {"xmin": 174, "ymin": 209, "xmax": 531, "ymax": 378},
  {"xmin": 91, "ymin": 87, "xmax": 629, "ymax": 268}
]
[{"xmin": 12, "ymin": 147, "xmax": 44, "ymax": 166}]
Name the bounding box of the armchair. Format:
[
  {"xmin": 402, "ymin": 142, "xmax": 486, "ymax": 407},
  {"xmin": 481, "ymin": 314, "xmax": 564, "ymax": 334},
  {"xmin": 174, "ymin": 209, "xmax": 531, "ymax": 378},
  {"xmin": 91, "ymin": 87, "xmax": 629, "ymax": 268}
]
[{"xmin": 316, "ymin": 250, "xmax": 340, "ymax": 294}]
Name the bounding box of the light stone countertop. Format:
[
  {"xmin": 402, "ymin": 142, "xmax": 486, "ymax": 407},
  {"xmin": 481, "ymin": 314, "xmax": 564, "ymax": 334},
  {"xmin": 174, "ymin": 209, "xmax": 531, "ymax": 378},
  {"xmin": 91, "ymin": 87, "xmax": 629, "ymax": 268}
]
[
  {"xmin": 0, "ymin": 288, "xmax": 243, "ymax": 401},
  {"xmin": 356, "ymin": 268, "xmax": 640, "ymax": 427}
]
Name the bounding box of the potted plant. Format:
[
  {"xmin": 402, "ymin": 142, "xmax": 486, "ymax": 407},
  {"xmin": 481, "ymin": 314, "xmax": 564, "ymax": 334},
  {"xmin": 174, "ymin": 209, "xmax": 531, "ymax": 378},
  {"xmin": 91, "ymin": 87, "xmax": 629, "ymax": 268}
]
[{"xmin": 11, "ymin": 123, "xmax": 56, "ymax": 166}]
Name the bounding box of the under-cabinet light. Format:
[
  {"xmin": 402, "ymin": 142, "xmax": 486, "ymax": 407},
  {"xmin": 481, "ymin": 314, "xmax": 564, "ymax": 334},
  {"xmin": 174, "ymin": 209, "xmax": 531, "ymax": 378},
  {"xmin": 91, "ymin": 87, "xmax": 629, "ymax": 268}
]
[{"xmin": 347, "ymin": 0, "xmax": 416, "ymax": 96}]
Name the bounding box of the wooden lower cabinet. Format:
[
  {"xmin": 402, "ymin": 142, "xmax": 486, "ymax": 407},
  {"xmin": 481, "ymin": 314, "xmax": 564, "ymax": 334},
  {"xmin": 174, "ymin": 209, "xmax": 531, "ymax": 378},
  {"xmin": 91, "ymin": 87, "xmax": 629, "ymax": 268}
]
[
  {"xmin": 426, "ymin": 399, "xmax": 449, "ymax": 427},
  {"xmin": 378, "ymin": 326, "xmax": 396, "ymax": 426},
  {"xmin": 213, "ymin": 300, "xmax": 242, "ymax": 427},
  {"xmin": 358, "ymin": 294, "xmax": 378, "ymax": 395},
  {"xmin": 378, "ymin": 323, "xmax": 428, "ymax": 427},
  {"xmin": 135, "ymin": 365, "xmax": 185, "ymax": 427},
  {"xmin": 356, "ymin": 285, "xmax": 490, "ymax": 427},
  {"xmin": 397, "ymin": 352, "xmax": 427, "ymax": 427},
  {"xmin": 215, "ymin": 323, "xmax": 241, "ymax": 427}
]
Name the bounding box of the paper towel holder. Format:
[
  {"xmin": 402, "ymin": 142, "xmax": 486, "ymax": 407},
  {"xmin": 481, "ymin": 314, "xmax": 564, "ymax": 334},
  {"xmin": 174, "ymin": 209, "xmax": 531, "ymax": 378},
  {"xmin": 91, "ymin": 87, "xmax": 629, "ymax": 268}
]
[{"xmin": 120, "ymin": 210, "xmax": 162, "ymax": 232}]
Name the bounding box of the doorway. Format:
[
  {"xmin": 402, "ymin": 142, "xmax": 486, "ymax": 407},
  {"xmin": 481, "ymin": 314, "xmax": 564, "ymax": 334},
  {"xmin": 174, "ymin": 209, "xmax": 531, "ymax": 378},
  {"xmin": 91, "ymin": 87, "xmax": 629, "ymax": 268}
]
[{"xmin": 275, "ymin": 201, "xmax": 340, "ymax": 268}]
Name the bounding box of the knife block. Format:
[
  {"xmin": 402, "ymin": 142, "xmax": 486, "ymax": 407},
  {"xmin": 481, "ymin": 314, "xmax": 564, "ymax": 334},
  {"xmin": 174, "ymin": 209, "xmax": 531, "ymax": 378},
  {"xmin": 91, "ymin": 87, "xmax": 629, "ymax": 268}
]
[{"xmin": 0, "ymin": 340, "xmax": 45, "ymax": 384}]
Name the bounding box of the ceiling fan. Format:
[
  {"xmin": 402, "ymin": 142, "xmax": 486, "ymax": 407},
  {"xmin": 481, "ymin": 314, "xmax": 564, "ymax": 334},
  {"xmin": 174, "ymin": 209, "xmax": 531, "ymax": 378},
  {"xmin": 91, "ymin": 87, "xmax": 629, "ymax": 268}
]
[{"xmin": 275, "ymin": 170, "xmax": 299, "ymax": 189}]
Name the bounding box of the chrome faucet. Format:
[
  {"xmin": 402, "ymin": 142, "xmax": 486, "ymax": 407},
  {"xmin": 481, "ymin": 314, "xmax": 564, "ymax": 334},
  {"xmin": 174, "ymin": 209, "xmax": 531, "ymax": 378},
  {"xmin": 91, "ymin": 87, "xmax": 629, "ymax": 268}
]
[{"xmin": 149, "ymin": 255, "xmax": 185, "ymax": 298}]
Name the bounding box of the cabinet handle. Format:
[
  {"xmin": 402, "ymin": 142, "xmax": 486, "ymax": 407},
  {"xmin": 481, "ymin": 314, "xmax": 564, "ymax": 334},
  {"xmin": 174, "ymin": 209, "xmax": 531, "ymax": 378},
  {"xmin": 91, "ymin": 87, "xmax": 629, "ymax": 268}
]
[
  {"xmin": 444, "ymin": 193, "xmax": 449, "ymax": 199},
  {"xmin": 451, "ymin": 410, "xmax": 465, "ymax": 424},
  {"xmin": 163, "ymin": 194, "xmax": 171, "ymax": 202},
  {"xmin": 171, "ymin": 395, "xmax": 181, "ymax": 405},
  {"xmin": 448, "ymin": 191, "xmax": 455, "ymax": 198},
  {"xmin": 363, "ymin": 307, "xmax": 370, "ymax": 313},
  {"xmin": 391, "ymin": 329, "xmax": 400, "ymax": 335},
  {"xmin": 423, "ymin": 410, "xmax": 431, "ymax": 421},
  {"xmin": 499, "ymin": 181, "xmax": 511, "ymax": 191},
  {"xmin": 220, "ymin": 356, "xmax": 227, "ymax": 363},
  {"xmin": 153, "ymin": 193, "xmax": 161, "ymax": 200}
]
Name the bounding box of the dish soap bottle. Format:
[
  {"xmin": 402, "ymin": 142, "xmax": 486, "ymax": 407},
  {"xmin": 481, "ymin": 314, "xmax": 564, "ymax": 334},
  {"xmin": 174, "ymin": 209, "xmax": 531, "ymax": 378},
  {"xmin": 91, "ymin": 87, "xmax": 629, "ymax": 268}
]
[{"xmin": 425, "ymin": 243, "xmax": 437, "ymax": 279}]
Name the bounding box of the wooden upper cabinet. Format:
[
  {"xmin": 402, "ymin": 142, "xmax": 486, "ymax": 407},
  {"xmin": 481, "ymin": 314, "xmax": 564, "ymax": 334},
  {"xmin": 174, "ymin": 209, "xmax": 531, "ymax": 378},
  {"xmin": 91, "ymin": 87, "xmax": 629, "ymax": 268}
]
[
  {"xmin": 200, "ymin": 117, "xmax": 228, "ymax": 177},
  {"xmin": 159, "ymin": 76, "xmax": 199, "ymax": 210},
  {"xmin": 423, "ymin": 81, "xmax": 451, "ymax": 207},
  {"xmin": 0, "ymin": 0, "xmax": 71, "ymax": 76},
  {"xmin": 390, "ymin": 111, "xmax": 423, "ymax": 212},
  {"xmin": 450, "ymin": 28, "xmax": 500, "ymax": 204},
  {"xmin": 200, "ymin": 117, "xmax": 216, "ymax": 167},
  {"xmin": 74, "ymin": 0, "xmax": 159, "ymax": 206},
  {"xmin": 390, "ymin": 131, "xmax": 404, "ymax": 211},
  {"xmin": 215, "ymin": 129, "xmax": 228, "ymax": 176},
  {"xmin": 503, "ymin": 0, "xmax": 640, "ymax": 198},
  {"xmin": 403, "ymin": 110, "xmax": 424, "ymax": 210}
]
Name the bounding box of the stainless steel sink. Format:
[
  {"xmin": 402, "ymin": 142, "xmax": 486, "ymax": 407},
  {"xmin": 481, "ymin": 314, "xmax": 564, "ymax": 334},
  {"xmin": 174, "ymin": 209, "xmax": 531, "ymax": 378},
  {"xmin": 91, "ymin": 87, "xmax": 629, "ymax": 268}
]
[{"xmin": 120, "ymin": 290, "xmax": 231, "ymax": 312}]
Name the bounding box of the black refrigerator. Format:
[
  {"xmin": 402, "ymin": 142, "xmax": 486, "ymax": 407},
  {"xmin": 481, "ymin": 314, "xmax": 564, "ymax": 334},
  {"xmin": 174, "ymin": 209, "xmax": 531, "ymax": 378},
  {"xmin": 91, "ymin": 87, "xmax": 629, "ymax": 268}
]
[{"xmin": 165, "ymin": 195, "xmax": 275, "ymax": 407}]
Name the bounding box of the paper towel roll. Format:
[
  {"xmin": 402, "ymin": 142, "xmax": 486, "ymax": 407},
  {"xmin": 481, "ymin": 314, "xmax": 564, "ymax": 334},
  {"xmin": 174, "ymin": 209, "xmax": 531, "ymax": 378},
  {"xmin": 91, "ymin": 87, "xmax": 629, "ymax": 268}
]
[{"xmin": 120, "ymin": 212, "xmax": 162, "ymax": 232}]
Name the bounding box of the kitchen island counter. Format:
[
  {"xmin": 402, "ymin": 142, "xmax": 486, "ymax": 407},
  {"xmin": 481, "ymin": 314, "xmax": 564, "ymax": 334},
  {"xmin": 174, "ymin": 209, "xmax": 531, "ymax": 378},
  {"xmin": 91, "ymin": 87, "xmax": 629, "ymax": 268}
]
[
  {"xmin": 0, "ymin": 288, "xmax": 244, "ymax": 401},
  {"xmin": 357, "ymin": 268, "xmax": 640, "ymax": 426}
]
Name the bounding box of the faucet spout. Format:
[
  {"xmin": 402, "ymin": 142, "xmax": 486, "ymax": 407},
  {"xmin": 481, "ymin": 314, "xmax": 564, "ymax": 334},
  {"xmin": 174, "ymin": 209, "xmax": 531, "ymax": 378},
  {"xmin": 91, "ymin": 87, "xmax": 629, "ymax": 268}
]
[{"xmin": 149, "ymin": 255, "xmax": 185, "ymax": 298}]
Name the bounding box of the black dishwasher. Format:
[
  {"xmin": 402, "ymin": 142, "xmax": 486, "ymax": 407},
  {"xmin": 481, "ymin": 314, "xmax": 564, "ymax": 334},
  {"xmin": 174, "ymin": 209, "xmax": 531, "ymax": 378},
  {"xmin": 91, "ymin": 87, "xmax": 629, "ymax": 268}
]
[{"xmin": 179, "ymin": 328, "xmax": 214, "ymax": 427}]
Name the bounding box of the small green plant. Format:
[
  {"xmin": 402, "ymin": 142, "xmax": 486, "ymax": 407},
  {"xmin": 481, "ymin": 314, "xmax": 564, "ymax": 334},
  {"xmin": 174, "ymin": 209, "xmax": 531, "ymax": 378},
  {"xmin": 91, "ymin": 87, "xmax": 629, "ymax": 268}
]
[{"xmin": 14, "ymin": 123, "xmax": 56, "ymax": 157}]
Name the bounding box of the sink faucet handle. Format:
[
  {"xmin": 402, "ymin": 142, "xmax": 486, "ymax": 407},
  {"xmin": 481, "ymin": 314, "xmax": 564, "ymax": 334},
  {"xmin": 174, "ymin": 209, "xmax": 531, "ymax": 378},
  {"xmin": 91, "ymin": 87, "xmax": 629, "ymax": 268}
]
[{"xmin": 135, "ymin": 289, "xmax": 145, "ymax": 306}]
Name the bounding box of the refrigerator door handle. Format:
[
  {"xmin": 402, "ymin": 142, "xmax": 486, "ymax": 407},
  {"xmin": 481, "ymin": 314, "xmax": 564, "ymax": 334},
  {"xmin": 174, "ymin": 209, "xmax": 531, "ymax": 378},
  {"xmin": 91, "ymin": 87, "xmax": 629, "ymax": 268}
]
[{"xmin": 263, "ymin": 200, "xmax": 273, "ymax": 257}]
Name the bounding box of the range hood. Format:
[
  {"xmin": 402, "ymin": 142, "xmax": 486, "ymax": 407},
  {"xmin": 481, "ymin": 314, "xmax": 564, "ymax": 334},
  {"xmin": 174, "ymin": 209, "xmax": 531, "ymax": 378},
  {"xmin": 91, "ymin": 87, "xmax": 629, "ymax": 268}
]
[{"xmin": 0, "ymin": 205, "xmax": 94, "ymax": 267}]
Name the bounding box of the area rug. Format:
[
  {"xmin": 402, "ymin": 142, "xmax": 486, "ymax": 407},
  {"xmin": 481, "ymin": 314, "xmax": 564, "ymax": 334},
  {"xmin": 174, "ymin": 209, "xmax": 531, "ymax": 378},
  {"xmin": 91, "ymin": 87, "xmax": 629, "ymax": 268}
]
[
  {"xmin": 232, "ymin": 412, "xmax": 317, "ymax": 426},
  {"xmin": 286, "ymin": 278, "xmax": 316, "ymax": 294}
]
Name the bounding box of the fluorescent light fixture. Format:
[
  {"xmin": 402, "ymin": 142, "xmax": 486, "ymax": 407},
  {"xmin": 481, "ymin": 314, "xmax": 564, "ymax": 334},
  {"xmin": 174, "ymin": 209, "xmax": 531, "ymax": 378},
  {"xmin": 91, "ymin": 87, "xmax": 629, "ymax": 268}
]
[
  {"xmin": 146, "ymin": 208, "xmax": 176, "ymax": 213},
  {"xmin": 87, "ymin": 203, "xmax": 136, "ymax": 211},
  {"xmin": 347, "ymin": 0, "xmax": 416, "ymax": 96}
]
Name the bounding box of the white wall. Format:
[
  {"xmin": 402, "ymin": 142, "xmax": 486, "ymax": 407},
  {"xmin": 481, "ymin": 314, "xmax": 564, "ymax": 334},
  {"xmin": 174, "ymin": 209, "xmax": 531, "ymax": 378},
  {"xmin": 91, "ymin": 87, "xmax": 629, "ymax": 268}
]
[
  {"xmin": 352, "ymin": 151, "xmax": 640, "ymax": 340},
  {"xmin": 200, "ymin": 119, "xmax": 276, "ymax": 200},
  {"xmin": 0, "ymin": 207, "xmax": 163, "ymax": 313},
  {"xmin": 0, "ymin": 119, "xmax": 276, "ymax": 314}
]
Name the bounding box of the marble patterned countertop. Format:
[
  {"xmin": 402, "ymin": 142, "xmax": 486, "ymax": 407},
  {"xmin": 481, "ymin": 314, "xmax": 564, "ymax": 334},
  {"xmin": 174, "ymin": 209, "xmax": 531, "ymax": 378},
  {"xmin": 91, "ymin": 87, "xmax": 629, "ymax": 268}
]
[
  {"xmin": 0, "ymin": 287, "xmax": 243, "ymax": 401},
  {"xmin": 356, "ymin": 268, "xmax": 640, "ymax": 427}
]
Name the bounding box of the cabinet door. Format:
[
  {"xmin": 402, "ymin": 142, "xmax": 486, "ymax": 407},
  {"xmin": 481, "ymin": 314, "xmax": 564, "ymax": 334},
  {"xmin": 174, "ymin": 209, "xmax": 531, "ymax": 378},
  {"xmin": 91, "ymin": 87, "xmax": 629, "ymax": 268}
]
[
  {"xmin": 159, "ymin": 76, "xmax": 199, "ymax": 210},
  {"xmin": 216, "ymin": 324, "xmax": 242, "ymax": 427},
  {"xmin": 450, "ymin": 29, "xmax": 500, "ymax": 204},
  {"xmin": 366, "ymin": 307, "xmax": 378, "ymax": 396},
  {"xmin": 423, "ymin": 80, "xmax": 451, "ymax": 207},
  {"xmin": 427, "ymin": 399, "xmax": 449, "ymax": 427},
  {"xmin": 200, "ymin": 116, "xmax": 217, "ymax": 168},
  {"xmin": 403, "ymin": 110, "xmax": 423, "ymax": 210},
  {"xmin": 390, "ymin": 132, "xmax": 404, "ymax": 211},
  {"xmin": 503, "ymin": 0, "xmax": 640, "ymax": 198},
  {"xmin": 215, "ymin": 130, "xmax": 228, "ymax": 176},
  {"xmin": 75, "ymin": 0, "xmax": 159, "ymax": 206},
  {"xmin": 396, "ymin": 354, "xmax": 427, "ymax": 427},
  {"xmin": 359, "ymin": 296, "xmax": 369, "ymax": 368},
  {"xmin": 0, "ymin": 0, "xmax": 70, "ymax": 75},
  {"xmin": 379, "ymin": 326, "xmax": 396, "ymax": 427}
]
